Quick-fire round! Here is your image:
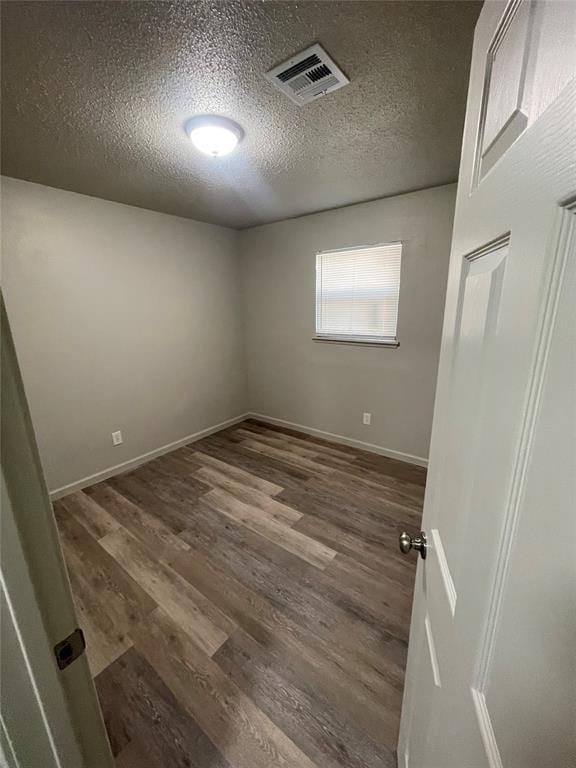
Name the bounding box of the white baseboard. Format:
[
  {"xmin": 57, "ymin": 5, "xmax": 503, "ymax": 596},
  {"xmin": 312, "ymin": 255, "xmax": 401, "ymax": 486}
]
[
  {"xmin": 49, "ymin": 413, "xmax": 251, "ymax": 500},
  {"xmin": 50, "ymin": 409, "xmax": 427, "ymax": 500},
  {"xmin": 247, "ymin": 412, "xmax": 428, "ymax": 467}
]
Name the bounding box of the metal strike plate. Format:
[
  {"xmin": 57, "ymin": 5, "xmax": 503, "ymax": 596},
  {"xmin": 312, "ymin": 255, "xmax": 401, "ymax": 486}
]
[{"xmin": 54, "ymin": 627, "xmax": 86, "ymax": 670}]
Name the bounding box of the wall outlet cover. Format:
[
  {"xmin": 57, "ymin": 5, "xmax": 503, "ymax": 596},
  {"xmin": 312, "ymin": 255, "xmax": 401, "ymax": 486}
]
[
  {"xmin": 362, "ymin": 413, "xmax": 372, "ymax": 425},
  {"xmin": 112, "ymin": 430, "xmax": 123, "ymax": 446}
]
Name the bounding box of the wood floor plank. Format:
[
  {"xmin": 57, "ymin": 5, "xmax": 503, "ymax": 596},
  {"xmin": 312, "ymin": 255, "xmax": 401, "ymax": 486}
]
[
  {"xmin": 277, "ymin": 481, "xmax": 418, "ymax": 553},
  {"xmin": 134, "ymin": 608, "xmax": 320, "ymax": 768},
  {"xmin": 352, "ymin": 451, "xmax": 428, "ymax": 486},
  {"xmin": 242, "ymin": 437, "xmax": 335, "ymax": 475},
  {"xmin": 204, "ymin": 488, "xmax": 336, "ymax": 570},
  {"xmin": 250, "ymin": 420, "xmax": 426, "ymax": 486},
  {"xmin": 152, "ymin": 449, "xmax": 203, "ymax": 474},
  {"xmin": 181, "ymin": 494, "xmax": 409, "ymax": 646},
  {"xmin": 323, "ymin": 554, "xmax": 414, "ymax": 641},
  {"xmin": 85, "ymin": 482, "xmax": 189, "ymax": 558},
  {"xmin": 100, "ymin": 528, "xmax": 234, "ymax": 656},
  {"xmin": 114, "ymin": 742, "xmax": 157, "ymax": 768},
  {"xmin": 248, "ymin": 419, "xmax": 363, "ymax": 456},
  {"xmin": 55, "ymin": 510, "xmax": 157, "ymax": 625},
  {"xmin": 214, "ymin": 627, "xmax": 397, "ymax": 768},
  {"xmin": 247, "ymin": 422, "xmax": 427, "ymax": 487},
  {"xmin": 96, "ymin": 647, "xmax": 231, "ymax": 767},
  {"xmin": 178, "ymin": 499, "xmax": 406, "ymax": 691},
  {"xmin": 107, "ymin": 472, "xmax": 192, "ymax": 533},
  {"xmin": 55, "ymin": 419, "xmax": 423, "ymax": 768},
  {"xmin": 293, "ymin": 513, "xmax": 415, "ymax": 588},
  {"xmin": 55, "ymin": 491, "xmax": 120, "ymax": 540},
  {"xmin": 244, "ymin": 422, "xmax": 356, "ymax": 461},
  {"xmin": 168, "ymin": 543, "xmax": 402, "ymax": 732},
  {"xmin": 192, "ymin": 450, "xmax": 283, "ymax": 495},
  {"xmin": 280, "ymin": 474, "xmax": 424, "ymax": 536},
  {"xmin": 191, "ymin": 434, "xmax": 313, "ymax": 489},
  {"xmin": 114, "ymin": 739, "xmax": 228, "ymax": 768},
  {"xmin": 54, "ymin": 511, "xmax": 154, "ymax": 675},
  {"xmin": 65, "ymin": 574, "xmax": 133, "ymax": 678},
  {"xmin": 137, "ymin": 461, "xmax": 209, "ymax": 508},
  {"xmin": 328, "ymin": 466, "xmax": 425, "ymax": 509},
  {"xmin": 235, "ymin": 427, "xmax": 321, "ymax": 459},
  {"xmin": 194, "ymin": 465, "xmax": 301, "ymax": 525}
]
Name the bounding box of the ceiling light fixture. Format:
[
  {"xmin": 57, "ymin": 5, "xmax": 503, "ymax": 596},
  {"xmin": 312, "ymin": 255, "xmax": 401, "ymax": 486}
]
[{"xmin": 185, "ymin": 115, "xmax": 244, "ymax": 157}]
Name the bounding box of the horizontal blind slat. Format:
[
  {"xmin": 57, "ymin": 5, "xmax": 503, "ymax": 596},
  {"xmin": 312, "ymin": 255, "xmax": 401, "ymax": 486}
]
[{"xmin": 315, "ymin": 242, "xmax": 401, "ymax": 341}]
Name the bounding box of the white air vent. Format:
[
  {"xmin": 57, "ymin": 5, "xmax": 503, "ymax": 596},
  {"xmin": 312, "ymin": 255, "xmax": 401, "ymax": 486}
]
[{"xmin": 265, "ymin": 43, "xmax": 349, "ymax": 106}]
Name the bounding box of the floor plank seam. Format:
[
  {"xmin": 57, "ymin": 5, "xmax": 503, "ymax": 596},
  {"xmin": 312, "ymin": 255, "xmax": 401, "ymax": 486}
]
[{"xmin": 53, "ymin": 419, "xmax": 424, "ymax": 768}]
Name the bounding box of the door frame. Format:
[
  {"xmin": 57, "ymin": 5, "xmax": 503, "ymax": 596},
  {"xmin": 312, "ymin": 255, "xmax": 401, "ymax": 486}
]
[{"xmin": 1, "ymin": 294, "xmax": 114, "ymax": 767}]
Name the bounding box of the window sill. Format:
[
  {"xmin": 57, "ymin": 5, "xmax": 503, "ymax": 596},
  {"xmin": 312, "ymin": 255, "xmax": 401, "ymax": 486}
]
[{"xmin": 312, "ymin": 336, "xmax": 400, "ymax": 348}]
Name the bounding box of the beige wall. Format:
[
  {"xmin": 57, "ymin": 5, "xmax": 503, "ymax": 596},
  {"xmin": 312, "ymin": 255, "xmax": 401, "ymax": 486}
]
[
  {"xmin": 1, "ymin": 178, "xmax": 246, "ymax": 492},
  {"xmin": 239, "ymin": 184, "xmax": 456, "ymax": 462},
  {"xmin": 2, "ymin": 178, "xmax": 454, "ymax": 493}
]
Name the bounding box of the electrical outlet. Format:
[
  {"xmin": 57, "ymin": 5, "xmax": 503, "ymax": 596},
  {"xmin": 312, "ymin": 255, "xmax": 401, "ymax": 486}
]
[
  {"xmin": 112, "ymin": 430, "xmax": 123, "ymax": 446},
  {"xmin": 362, "ymin": 412, "xmax": 372, "ymax": 426}
]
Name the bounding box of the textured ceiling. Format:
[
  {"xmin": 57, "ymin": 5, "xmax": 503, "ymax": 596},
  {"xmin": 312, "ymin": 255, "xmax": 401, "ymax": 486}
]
[{"xmin": 1, "ymin": 1, "xmax": 481, "ymax": 229}]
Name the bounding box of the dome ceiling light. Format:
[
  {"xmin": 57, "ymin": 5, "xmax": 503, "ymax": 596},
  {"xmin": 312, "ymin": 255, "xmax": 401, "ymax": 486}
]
[{"xmin": 185, "ymin": 115, "xmax": 244, "ymax": 157}]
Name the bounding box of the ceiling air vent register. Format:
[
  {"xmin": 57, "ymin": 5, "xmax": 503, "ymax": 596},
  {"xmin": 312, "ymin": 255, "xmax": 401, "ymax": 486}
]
[{"xmin": 265, "ymin": 43, "xmax": 349, "ymax": 106}]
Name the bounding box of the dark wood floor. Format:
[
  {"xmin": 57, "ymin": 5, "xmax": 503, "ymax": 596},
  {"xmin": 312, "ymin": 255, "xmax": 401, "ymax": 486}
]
[{"xmin": 53, "ymin": 419, "xmax": 425, "ymax": 768}]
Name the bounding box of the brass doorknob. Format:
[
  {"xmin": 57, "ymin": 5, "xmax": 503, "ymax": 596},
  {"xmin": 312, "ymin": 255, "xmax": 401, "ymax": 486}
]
[{"xmin": 399, "ymin": 531, "xmax": 427, "ymax": 559}]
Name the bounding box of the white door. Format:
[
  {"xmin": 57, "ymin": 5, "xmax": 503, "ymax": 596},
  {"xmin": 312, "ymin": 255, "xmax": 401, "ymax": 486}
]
[
  {"xmin": 1, "ymin": 295, "xmax": 114, "ymax": 768},
  {"xmin": 398, "ymin": 2, "xmax": 576, "ymax": 767}
]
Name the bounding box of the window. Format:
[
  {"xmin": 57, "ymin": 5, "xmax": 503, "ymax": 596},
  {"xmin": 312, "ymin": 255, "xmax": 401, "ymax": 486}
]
[{"xmin": 314, "ymin": 241, "xmax": 402, "ymax": 346}]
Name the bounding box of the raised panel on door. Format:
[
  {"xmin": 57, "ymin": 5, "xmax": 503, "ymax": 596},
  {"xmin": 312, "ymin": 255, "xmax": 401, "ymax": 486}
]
[
  {"xmin": 475, "ymin": 0, "xmax": 534, "ymax": 181},
  {"xmin": 399, "ymin": 598, "xmax": 442, "ymax": 768},
  {"xmin": 433, "ymin": 239, "xmax": 508, "ymax": 590},
  {"xmin": 474, "ymin": 203, "xmax": 576, "ymax": 768},
  {"xmin": 474, "ymin": 0, "xmax": 576, "ymax": 185}
]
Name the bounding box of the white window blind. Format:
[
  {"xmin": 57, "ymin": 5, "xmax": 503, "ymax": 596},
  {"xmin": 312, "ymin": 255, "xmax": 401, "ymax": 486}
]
[{"xmin": 315, "ymin": 241, "xmax": 402, "ymax": 345}]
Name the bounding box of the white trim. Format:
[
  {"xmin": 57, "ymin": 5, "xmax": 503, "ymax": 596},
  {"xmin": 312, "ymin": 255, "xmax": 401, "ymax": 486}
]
[
  {"xmin": 431, "ymin": 528, "xmax": 457, "ymax": 617},
  {"xmin": 49, "ymin": 413, "xmax": 250, "ymax": 499},
  {"xmin": 471, "ymin": 688, "xmax": 503, "ymax": 768},
  {"xmin": 317, "ymin": 239, "xmax": 402, "ymax": 256},
  {"xmin": 247, "ymin": 412, "xmax": 428, "ymax": 467},
  {"xmin": 1, "ymin": 572, "xmax": 64, "ymax": 766},
  {"xmin": 312, "ymin": 335, "xmax": 400, "ymax": 348},
  {"xmin": 1, "ymin": 713, "xmax": 18, "ymax": 768},
  {"xmin": 49, "ymin": 409, "xmax": 427, "ymax": 500},
  {"xmin": 424, "ymin": 613, "xmax": 442, "ymax": 688}
]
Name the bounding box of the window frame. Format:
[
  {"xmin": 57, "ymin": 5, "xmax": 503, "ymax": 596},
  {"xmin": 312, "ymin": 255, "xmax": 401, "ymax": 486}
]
[{"xmin": 313, "ymin": 240, "xmax": 402, "ymax": 348}]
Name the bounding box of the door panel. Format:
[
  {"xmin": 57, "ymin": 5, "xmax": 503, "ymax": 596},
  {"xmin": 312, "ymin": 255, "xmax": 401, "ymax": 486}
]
[
  {"xmin": 484, "ymin": 205, "xmax": 575, "ymax": 767},
  {"xmin": 479, "ymin": 0, "xmax": 533, "ymax": 177},
  {"xmin": 1, "ymin": 296, "xmax": 114, "ymax": 767},
  {"xmin": 437, "ymin": 241, "xmax": 508, "ymax": 571},
  {"xmin": 476, "ymin": 0, "xmax": 576, "ymax": 183},
  {"xmin": 398, "ymin": 1, "xmax": 576, "ymax": 766}
]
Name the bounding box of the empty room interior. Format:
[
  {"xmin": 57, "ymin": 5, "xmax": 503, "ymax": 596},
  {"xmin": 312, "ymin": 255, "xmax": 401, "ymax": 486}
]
[{"xmin": 2, "ymin": 2, "xmax": 575, "ymax": 768}]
